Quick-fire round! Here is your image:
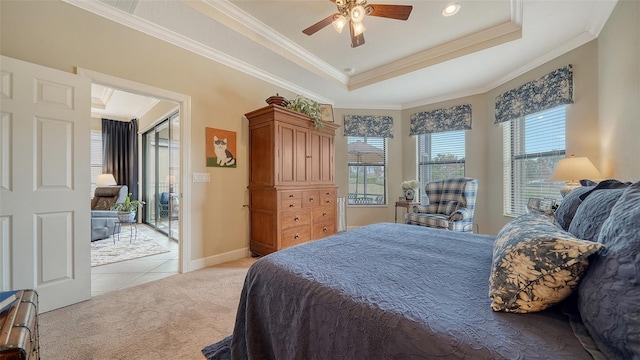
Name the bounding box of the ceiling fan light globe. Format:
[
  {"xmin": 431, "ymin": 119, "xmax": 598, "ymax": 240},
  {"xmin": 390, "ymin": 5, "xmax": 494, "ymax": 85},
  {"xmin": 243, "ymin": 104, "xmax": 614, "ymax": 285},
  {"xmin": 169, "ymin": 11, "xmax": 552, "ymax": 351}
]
[
  {"xmin": 352, "ymin": 21, "xmax": 366, "ymax": 36},
  {"xmin": 332, "ymin": 15, "xmax": 347, "ymax": 33},
  {"xmin": 350, "ymin": 5, "xmax": 366, "ymax": 22}
]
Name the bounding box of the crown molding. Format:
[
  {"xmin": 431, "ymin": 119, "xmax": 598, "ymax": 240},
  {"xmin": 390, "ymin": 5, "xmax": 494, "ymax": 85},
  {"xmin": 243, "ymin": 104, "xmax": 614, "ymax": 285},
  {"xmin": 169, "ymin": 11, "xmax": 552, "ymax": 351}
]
[
  {"xmin": 584, "ymin": 0, "xmax": 618, "ymax": 36},
  {"xmin": 63, "ymin": 0, "xmax": 332, "ymax": 104},
  {"xmin": 349, "ymin": 21, "xmax": 522, "ymax": 90},
  {"xmin": 134, "ymin": 98, "xmax": 161, "ymax": 120},
  {"xmin": 196, "ymin": 0, "xmax": 349, "ymax": 85},
  {"xmin": 400, "ymin": 30, "xmax": 599, "ymax": 110}
]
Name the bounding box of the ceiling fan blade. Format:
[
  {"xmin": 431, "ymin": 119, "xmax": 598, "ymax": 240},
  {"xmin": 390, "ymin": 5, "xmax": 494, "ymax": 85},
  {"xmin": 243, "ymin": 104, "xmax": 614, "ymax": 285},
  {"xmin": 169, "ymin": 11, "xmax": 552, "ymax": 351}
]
[
  {"xmin": 367, "ymin": 4, "xmax": 413, "ymax": 20},
  {"xmin": 302, "ymin": 13, "xmax": 338, "ymax": 36},
  {"xmin": 349, "ymin": 21, "xmax": 365, "ymax": 48}
]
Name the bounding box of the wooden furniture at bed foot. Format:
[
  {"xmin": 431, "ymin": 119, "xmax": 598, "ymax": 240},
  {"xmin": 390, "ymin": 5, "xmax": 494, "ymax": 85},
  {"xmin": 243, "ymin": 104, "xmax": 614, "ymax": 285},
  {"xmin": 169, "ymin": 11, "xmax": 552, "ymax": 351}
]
[
  {"xmin": 0, "ymin": 290, "xmax": 39, "ymax": 360},
  {"xmin": 246, "ymin": 104, "xmax": 340, "ymax": 256}
]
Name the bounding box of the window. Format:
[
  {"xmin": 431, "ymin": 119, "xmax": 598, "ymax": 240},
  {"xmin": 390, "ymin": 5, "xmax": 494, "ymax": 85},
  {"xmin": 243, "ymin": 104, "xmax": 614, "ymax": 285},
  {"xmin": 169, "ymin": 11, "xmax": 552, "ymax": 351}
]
[
  {"xmin": 417, "ymin": 130, "xmax": 465, "ymax": 202},
  {"xmin": 347, "ymin": 136, "xmax": 386, "ymax": 205},
  {"xmin": 90, "ymin": 129, "xmax": 103, "ymax": 197},
  {"xmin": 503, "ymin": 106, "xmax": 566, "ymax": 216}
]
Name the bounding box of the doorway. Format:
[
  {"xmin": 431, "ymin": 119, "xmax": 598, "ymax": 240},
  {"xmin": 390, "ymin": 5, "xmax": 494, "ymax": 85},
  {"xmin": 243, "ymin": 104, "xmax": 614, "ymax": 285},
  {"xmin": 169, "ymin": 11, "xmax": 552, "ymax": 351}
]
[
  {"xmin": 142, "ymin": 111, "xmax": 180, "ymax": 240},
  {"xmin": 79, "ymin": 67, "xmax": 192, "ymax": 276}
]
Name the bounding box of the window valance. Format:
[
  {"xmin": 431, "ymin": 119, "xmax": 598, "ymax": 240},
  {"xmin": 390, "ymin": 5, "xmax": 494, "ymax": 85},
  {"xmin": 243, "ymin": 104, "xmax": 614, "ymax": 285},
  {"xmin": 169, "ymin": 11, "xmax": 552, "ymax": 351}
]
[
  {"xmin": 344, "ymin": 115, "xmax": 394, "ymax": 138},
  {"xmin": 409, "ymin": 104, "xmax": 472, "ymax": 135},
  {"xmin": 494, "ymin": 65, "xmax": 573, "ymax": 125}
]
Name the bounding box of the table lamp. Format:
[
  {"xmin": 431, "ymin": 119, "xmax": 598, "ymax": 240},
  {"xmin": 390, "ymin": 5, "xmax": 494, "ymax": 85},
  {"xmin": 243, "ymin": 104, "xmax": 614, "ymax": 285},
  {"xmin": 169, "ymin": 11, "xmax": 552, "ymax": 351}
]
[
  {"xmin": 550, "ymin": 155, "xmax": 601, "ymax": 196},
  {"xmin": 96, "ymin": 173, "xmax": 117, "ymax": 186}
]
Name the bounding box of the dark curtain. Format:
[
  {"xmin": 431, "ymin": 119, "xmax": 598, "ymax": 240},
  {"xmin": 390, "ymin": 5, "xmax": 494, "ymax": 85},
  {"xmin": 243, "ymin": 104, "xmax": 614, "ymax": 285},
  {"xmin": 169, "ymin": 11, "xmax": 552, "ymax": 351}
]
[{"xmin": 102, "ymin": 118, "xmax": 139, "ymax": 200}]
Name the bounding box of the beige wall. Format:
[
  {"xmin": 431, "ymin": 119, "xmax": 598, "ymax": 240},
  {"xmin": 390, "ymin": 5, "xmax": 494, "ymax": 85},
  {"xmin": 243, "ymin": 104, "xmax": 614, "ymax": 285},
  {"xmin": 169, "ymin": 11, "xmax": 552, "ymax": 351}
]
[
  {"xmin": 2, "ymin": 0, "xmax": 638, "ymax": 258},
  {"xmin": 396, "ymin": 42, "xmax": 599, "ymax": 235},
  {"xmin": 401, "ymin": 94, "xmax": 490, "ymax": 233},
  {"xmin": 0, "ymin": 1, "xmax": 299, "ymax": 264},
  {"xmin": 597, "ymin": 0, "xmax": 640, "ymax": 180},
  {"xmin": 332, "ymin": 108, "xmax": 402, "ymax": 226}
]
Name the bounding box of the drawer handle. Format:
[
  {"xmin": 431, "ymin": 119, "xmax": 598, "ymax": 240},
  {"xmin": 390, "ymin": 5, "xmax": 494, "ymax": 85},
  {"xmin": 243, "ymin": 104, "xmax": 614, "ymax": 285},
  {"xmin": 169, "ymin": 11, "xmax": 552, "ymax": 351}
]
[
  {"xmin": 294, "ymin": 216, "xmax": 300, "ymax": 222},
  {"xmin": 289, "ymin": 204, "xmax": 295, "ymax": 208},
  {"xmin": 322, "ymin": 227, "xmax": 328, "ymax": 232},
  {"xmin": 325, "ymin": 192, "xmax": 330, "ymax": 195},
  {"xmin": 325, "ymin": 200, "xmax": 330, "ymax": 204},
  {"xmin": 309, "ymin": 197, "xmax": 314, "ymax": 202},
  {"xmin": 294, "ymin": 234, "xmax": 300, "ymax": 239},
  {"xmin": 322, "ymin": 211, "xmax": 327, "ymax": 216},
  {"xmin": 289, "ymin": 194, "xmax": 294, "ymax": 198}
]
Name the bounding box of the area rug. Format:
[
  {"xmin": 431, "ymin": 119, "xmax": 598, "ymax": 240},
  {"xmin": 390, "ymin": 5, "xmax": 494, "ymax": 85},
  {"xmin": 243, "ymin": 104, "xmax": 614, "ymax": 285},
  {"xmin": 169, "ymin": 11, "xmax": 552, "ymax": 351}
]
[{"xmin": 91, "ymin": 234, "xmax": 170, "ymax": 267}]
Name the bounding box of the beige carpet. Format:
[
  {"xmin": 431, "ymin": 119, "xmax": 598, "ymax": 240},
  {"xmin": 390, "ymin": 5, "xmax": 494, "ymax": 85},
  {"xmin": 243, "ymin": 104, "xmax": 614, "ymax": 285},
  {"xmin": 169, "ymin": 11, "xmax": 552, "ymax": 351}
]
[{"xmin": 39, "ymin": 257, "xmax": 256, "ymax": 360}]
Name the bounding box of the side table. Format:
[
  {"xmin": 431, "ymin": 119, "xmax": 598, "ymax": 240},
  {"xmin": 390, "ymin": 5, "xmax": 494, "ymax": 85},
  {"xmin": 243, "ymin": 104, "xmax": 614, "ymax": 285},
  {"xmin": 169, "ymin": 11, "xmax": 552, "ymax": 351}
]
[
  {"xmin": 395, "ymin": 201, "xmax": 420, "ymax": 223},
  {"xmin": 113, "ymin": 220, "xmax": 137, "ymax": 244}
]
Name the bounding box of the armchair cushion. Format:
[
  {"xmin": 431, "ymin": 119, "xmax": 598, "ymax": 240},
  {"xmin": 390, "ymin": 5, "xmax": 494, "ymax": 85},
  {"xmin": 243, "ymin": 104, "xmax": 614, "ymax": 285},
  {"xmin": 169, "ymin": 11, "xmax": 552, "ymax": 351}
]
[
  {"xmin": 437, "ymin": 200, "xmax": 459, "ymax": 216},
  {"xmin": 405, "ymin": 178, "xmax": 478, "ymax": 232}
]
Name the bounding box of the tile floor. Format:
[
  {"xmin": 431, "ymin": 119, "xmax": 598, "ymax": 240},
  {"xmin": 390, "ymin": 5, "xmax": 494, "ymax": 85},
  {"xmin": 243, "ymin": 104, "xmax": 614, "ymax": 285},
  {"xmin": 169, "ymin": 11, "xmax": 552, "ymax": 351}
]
[{"xmin": 91, "ymin": 224, "xmax": 179, "ymax": 297}]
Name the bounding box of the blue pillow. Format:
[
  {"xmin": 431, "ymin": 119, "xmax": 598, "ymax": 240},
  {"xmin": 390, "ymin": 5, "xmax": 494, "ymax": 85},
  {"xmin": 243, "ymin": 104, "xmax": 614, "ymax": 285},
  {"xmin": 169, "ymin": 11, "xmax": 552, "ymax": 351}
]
[
  {"xmin": 554, "ymin": 186, "xmax": 595, "ymax": 230},
  {"xmin": 568, "ymin": 189, "xmax": 625, "ymax": 241},
  {"xmin": 578, "ymin": 181, "xmax": 640, "ymax": 359}
]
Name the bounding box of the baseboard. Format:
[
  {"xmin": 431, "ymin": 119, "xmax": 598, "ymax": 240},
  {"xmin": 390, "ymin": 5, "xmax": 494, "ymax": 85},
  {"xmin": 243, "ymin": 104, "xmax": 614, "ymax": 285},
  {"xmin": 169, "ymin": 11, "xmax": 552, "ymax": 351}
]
[{"xmin": 189, "ymin": 247, "xmax": 250, "ymax": 271}]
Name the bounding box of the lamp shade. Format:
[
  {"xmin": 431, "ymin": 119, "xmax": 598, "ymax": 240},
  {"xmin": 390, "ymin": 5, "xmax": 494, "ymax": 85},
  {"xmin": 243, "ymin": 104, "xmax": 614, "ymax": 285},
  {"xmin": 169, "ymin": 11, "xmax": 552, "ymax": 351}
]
[
  {"xmin": 550, "ymin": 155, "xmax": 601, "ymax": 183},
  {"xmin": 96, "ymin": 173, "xmax": 117, "ymax": 186}
]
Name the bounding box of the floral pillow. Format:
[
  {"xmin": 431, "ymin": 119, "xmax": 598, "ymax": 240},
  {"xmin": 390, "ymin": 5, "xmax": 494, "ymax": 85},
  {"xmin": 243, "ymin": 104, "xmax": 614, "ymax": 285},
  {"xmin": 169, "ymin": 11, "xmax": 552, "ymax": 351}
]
[{"xmin": 489, "ymin": 212, "xmax": 603, "ymax": 313}]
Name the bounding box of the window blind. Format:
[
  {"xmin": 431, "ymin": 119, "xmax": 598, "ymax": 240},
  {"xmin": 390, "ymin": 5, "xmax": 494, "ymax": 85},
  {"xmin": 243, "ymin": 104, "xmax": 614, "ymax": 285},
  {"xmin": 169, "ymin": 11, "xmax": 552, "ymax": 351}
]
[
  {"xmin": 417, "ymin": 130, "xmax": 465, "ymax": 202},
  {"xmin": 347, "ymin": 136, "xmax": 386, "ymax": 205},
  {"xmin": 503, "ymin": 106, "xmax": 566, "ymax": 215},
  {"xmin": 90, "ymin": 129, "xmax": 103, "ymax": 197}
]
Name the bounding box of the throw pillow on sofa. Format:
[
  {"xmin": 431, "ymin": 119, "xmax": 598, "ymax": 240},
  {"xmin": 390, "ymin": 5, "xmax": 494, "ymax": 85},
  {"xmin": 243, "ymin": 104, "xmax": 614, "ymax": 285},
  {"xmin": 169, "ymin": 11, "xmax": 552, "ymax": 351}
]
[
  {"xmin": 489, "ymin": 212, "xmax": 603, "ymax": 313},
  {"xmin": 578, "ymin": 180, "xmax": 640, "ymax": 359}
]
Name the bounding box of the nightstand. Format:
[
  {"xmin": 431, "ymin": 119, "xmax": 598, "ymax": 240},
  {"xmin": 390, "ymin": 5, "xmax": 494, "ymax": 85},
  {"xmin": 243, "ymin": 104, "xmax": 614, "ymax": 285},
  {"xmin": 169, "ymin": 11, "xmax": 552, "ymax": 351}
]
[{"xmin": 395, "ymin": 201, "xmax": 420, "ymax": 223}]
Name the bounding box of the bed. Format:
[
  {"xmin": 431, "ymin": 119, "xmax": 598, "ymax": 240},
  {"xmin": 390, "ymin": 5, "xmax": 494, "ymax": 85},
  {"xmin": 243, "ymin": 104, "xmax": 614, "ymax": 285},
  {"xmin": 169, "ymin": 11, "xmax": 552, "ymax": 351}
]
[{"xmin": 203, "ymin": 223, "xmax": 594, "ymax": 359}]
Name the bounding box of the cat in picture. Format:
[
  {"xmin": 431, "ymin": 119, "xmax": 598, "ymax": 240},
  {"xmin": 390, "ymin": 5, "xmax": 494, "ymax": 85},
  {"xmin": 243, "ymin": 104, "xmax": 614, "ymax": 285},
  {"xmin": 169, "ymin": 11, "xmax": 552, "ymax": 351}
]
[{"xmin": 214, "ymin": 136, "xmax": 236, "ymax": 166}]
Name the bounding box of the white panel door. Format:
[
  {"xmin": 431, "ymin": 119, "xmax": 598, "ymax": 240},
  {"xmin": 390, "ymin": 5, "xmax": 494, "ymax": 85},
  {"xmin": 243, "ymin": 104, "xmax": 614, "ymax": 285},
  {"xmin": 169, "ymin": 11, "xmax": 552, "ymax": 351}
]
[{"xmin": 0, "ymin": 56, "xmax": 91, "ymax": 313}]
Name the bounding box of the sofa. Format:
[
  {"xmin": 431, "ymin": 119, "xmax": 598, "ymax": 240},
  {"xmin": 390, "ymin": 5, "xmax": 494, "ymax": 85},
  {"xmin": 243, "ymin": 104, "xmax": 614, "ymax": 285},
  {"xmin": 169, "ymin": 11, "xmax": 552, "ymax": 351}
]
[
  {"xmin": 91, "ymin": 185, "xmax": 128, "ymax": 241},
  {"xmin": 405, "ymin": 177, "xmax": 478, "ymax": 232}
]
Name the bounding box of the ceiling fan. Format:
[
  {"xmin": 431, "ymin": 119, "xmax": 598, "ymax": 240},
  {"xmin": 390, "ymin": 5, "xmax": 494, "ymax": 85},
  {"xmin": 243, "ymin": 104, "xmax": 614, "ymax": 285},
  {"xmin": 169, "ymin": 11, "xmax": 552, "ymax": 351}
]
[{"xmin": 302, "ymin": 0, "xmax": 413, "ymax": 48}]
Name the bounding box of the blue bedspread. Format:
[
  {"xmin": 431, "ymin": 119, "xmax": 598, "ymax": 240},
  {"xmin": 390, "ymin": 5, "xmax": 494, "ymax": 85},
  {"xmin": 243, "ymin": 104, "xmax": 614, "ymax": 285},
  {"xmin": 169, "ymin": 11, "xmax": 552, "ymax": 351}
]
[{"xmin": 204, "ymin": 223, "xmax": 592, "ymax": 359}]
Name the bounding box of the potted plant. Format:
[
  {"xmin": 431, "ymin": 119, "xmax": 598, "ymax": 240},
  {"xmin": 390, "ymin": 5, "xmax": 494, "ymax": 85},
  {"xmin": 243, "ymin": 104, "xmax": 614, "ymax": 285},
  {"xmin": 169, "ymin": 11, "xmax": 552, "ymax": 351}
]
[
  {"xmin": 286, "ymin": 95, "xmax": 324, "ymax": 129},
  {"xmin": 111, "ymin": 193, "xmax": 145, "ymax": 222}
]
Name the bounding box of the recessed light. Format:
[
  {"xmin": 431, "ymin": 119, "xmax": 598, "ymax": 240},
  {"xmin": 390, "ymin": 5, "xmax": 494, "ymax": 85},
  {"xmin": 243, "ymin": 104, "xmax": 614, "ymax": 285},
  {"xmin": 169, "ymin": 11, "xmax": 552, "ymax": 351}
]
[{"xmin": 442, "ymin": 3, "xmax": 461, "ymax": 17}]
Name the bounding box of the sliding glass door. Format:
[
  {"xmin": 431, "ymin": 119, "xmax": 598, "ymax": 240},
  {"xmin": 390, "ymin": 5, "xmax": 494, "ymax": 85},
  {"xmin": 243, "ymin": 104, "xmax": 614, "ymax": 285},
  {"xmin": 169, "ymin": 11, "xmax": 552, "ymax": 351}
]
[{"xmin": 142, "ymin": 111, "xmax": 180, "ymax": 240}]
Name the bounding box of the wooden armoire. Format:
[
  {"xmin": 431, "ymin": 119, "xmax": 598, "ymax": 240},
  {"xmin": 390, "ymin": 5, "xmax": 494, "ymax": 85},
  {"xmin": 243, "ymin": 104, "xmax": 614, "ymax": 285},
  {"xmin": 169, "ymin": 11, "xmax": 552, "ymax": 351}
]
[{"xmin": 245, "ymin": 104, "xmax": 340, "ymax": 256}]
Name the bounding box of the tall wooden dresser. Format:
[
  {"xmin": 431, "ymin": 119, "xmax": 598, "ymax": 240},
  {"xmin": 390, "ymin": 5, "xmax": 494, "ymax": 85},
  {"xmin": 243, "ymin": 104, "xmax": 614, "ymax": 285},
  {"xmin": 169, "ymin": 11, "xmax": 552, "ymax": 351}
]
[{"xmin": 245, "ymin": 104, "xmax": 339, "ymax": 256}]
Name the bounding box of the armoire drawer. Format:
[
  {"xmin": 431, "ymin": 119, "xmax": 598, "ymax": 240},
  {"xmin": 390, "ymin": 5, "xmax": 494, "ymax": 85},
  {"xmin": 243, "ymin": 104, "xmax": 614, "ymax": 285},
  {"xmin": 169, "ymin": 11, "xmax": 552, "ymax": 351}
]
[
  {"xmin": 319, "ymin": 189, "xmax": 336, "ymax": 205},
  {"xmin": 281, "ymin": 210, "xmax": 311, "ymax": 229},
  {"xmin": 302, "ymin": 190, "xmax": 320, "ymax": 208},
  {"xmin": 281, "ymin": 226, "xmax": 311, "ymax": 248},
  {"xmin": 281, "ymin": 198, "xmax": 302, "ymax": 210},
  {"xmin": 312, "ymin": 222, "xmax": 335, "ymax": 240},
  {"xmin": 312, "ymin": 206, "xmax": 335, "ymax": 222},
  {"xmin": 280, "ymin": 191, "xmax": 301, "ymax": 201}
]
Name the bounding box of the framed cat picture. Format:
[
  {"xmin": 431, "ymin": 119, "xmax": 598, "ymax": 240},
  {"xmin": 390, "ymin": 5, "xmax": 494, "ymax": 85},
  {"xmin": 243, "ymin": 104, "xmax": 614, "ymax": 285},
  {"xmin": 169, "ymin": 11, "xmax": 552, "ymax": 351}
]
[{"xmin": 206, "ymin": 127, "xmax": 237, "ymax": 168}]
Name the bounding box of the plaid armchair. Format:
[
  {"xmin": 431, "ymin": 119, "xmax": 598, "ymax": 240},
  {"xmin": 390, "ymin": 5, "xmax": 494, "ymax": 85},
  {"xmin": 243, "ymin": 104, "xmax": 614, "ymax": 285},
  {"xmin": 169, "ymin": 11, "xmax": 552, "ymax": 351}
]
[{"xmin": 405, "ymin": 177, "xmax": 478, "ymax": 232}]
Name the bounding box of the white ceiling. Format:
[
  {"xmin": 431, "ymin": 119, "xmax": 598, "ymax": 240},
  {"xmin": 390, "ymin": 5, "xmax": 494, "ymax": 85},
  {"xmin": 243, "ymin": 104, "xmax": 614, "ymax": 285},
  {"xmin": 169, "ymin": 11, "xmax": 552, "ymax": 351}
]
[{"xmin": 74, "ymin": 0, "xmax": 617, "ymax": 111}]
